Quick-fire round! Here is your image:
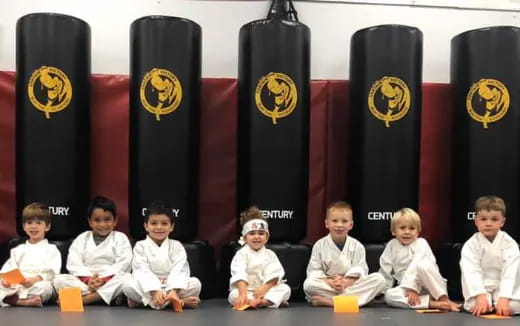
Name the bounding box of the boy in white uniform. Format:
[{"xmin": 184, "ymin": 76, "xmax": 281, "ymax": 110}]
[
  {"xmin": 0, "ymin": 203, "xmax": 61, "ymax": 307},
  {"xmin": 54, "ymin": 196, "xmax": 132, "ymax": 305},
  {"xmin": 303, "ymin": 201, "xmax": 386, "ymax": 307},
  {"xmin": 123, "ymin": 201, "xmax": 201, "ymax": 309},
  {"xmin": 229, "ymin": 206, "xmax": 291, "ymax": 309},
  {"xmin": 460, "ymin": 195, "xmax": 520, "ymax": 316},
  {"xmin": 379, "ymin": 208, "xmax": 460, "ymax": 311}
]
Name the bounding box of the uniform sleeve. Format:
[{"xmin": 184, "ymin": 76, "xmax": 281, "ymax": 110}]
[
  {"xmin": 378, "ymin": 242, "xmax": 394, "ymax": 291},
  {"xmin": 165, "ymin": 241, "xmax": 190, "ymax": 290},
  {"xmin": 66, "ymin": 235, "xmax": 93, "ymax": 277},
  {"xmin": 263, "ymin": 250, "xmax": 285, "ymax": 284},
  {"xmin": 229, "ymin": 249, "xmax": 249, "ymax": 287},
  {"xmin": 132, "ymin": 242, "xmax": 161, "ymax": 293},
  {"xmin": 0, "ymin": 247, "xmax": 20, "ymax": 274},
  {"xmin": 38, "ymin": 245, "xmax": 62, "ymax": 281},
  {"xmin": 101, "ymin": 233, "xmax": 133, "ymax": 277},
  {"xmin": 306, "ymin": 241, "xmax": 327, "ymax": 279},
  {"xmin": 460, "ymin": 239, "xmax": 487, "ymax": 298},
  {"xmin": 345, "ymin": 241, "xmax": 368, "ymax": 278},
  {"xmin": 498, "ymin": 238, "xmax": 520, "ymax": 298}
]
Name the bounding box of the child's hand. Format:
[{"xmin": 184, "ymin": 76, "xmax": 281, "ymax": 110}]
[
  {"xmin": 253, "ymin": 284, "xmax": 270, "ymax": 299},
  {"xmin": 151, "ymin": 290, "xmax": 167, "ymax": 307},
  {"xmin": 1, "ymin": 278, "xmax": 10, "ymax": 288},
  {"xmin": 342, "ymin": 277, "xmax": 358, "ymax": 290},
  {"xmin": 404, "ymin": 289, "xmax": 420, "ymax": 306},
  {"xmin": 166, "ymin": 289, "xmax": 180, "ymax": 302},
  {"xmin": 21, "ymin": 276, "xmax": 42, "ymax": 288},
  {"xmin": 495, "ymin": 298, "xmax": 511, "ymax": 316},
  {"xmin": 471, "ymin": 294, "xmax": 491, "ymax": 316},
  {"xmin": 325, "ymin": 278, "xmax": 343, "ymax": 292},
  {"xmin": 234, "ymin": 293, "xmax": 248, "ymax": 308}
]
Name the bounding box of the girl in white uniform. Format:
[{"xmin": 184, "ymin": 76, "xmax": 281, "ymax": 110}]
[
  {"xmin": 379, "ymin": 208, "xmax": 460, "ymax": 311},
  {"xmin": 0, "ymin": 203, "xmax": 61, "ymax": 307},
  {"xmin": 123, "ymin": 201, "xmax": 201, "ymax": 309},
  {"xmin": 228, "ymin": 206, "xmax": 290, "ymax": 309}
]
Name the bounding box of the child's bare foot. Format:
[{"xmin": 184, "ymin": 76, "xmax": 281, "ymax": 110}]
[
  {"xmin": 181, "ymin": 296, "xmax": 200, "ymax": 309},
  {"xmin": 431, "ymin": 297, "xmax": 462, "ymax": 312},
  {"xmin": 16, "ymin": 296, "xmax": 43, "ymax": 307},
  {"xmin": 127, "ymin": 298, "xmax": 142, "ymax": 308},
  {"xmin": 310, "ymin": 296, "xmax": 333, "ymax": 307},
  {"xmin": 113, "ymin": 294, "xmax": 126, "ymax": 306}
]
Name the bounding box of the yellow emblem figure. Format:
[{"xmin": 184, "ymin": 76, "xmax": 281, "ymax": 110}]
[
  {"xmin": 27, "ymin": 66, "xmax": 72, "ymax": 119},
  {"xmin": 466, "ymin": 79, "xmax": 509, "ymax": 129},
  {"xmin": 140, "ymin": 68, "xmax": 182, "ymax": 121},
  {"xmin": 255, "ymin": 72, "xmax": 297, "ymax": 125},
  {"xmin": 368, "ymin": 76, "xmax": 411, "ymax": 128}
]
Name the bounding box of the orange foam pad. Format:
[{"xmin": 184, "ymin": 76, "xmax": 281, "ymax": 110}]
[
  {"xmin": 170, "ymin": 298, "xmax": 183, "ymax": 312},
  {"xmin": 416, "ymin": 309, "xmax": 445, "ymax": 313},
  {"xmin": 333, "ymin": 296, "xmax": 359, "ymax": 313},
  {"xmin": 479, "ymin": 314, "xmax": 512, "ymax": 319},
  {"xmin": 233, "ymin": 304, "xmax": 251, "ymax": 311},
  {"xmin": 58, "ymin": 287, "xmax": 84, "ymax": 312},
  {"xmin": 0, "ymin": 269, "xmax": 25, "ymax": 285}
]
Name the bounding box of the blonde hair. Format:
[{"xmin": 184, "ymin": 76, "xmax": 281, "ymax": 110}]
[
  {"xmin": 239, "ymin": 206, "xmax": 266, "ymax": 226},
  {"xmin": 475, "ymin": 195, "xmax": 506, "ymax": 216},
  {"xmin": 22, "ymin": 202, "xmax": 51, "ymax": 225},
  {"xmin": 391, "ymin": 208, "xmax": 421, "ymax": 233},
  {"xmin": 326, "ymin": 201, "xmax": 352, "ymax": 218}
]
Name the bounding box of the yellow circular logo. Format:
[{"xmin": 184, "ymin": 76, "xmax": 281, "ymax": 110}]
[
  {"xmin": 368, "ymin": 76, "xmax": 411, "ymax": 128},
  {"xmin": 255, "ymin": 72, "xmax": 297, "ymax": 125},
  {"xmin": 466, "ymin": 79, "xmax": 509, "ymax": 129},
  {"xmin": 140, "ymin": 68, "xmax": 182, "ymax": 121},
  {"xmin": 28, "ymin": 66, "xmax": 72, "ymax": 119}
]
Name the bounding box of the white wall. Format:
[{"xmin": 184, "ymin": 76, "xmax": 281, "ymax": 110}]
[{"xmin": 0, "ymin": 0, "xmax": 519, "ymax": 82}]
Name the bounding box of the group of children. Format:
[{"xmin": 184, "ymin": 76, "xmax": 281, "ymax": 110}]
[{"xmin": 1, "ymin": 195, "xmax": 519, "ymax": 317}]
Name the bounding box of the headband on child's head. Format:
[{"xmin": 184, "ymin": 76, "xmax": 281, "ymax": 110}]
[{"xmin": 238, "ymin": 219, "xmax": 269, "ymax": 245}]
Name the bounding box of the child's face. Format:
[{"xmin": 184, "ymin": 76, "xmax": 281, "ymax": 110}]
[
  {"xmin": 474, "ymin": 209, "xmax": 505, "ymax": 241},
  {"xmin": 144, "ymin": 213, "xmax": 174, "ymax": 245},
  {"xmin": 392, "ymin": 221, "xmax": 419, "ymax": 246},
  {"xmin": 325, "ymin": 208, "xmax": 353, "ymax": 241},
  {"xmin": 244, "ymin": 230, "xmax": 268, "ymax": 251},
  {"xmin": 23, "ymin": 219, "xmax": 50, "ymax": 243},
  {"xmin": 88, "ymin": 208, "xmax": 117, "ymax": 237}
]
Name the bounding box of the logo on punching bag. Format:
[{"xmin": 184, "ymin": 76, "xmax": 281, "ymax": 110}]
[
  {"xmin": 140, "ymin": 68, "xmax": 182, "ymax": 121},
  {"xmin": 28, "ymin": 66, "xmax": 72, "ymax": 119},
  {"xmin": 466, "ymin": 79, "xmax": 509, "ymax": 129},
  {"xmin": 255, "ymin": 72, "xmax": 297, "ymax": 124},
  {"xmin": 368, "ymin": 76, "xmax": 411, "ymax": 128}
]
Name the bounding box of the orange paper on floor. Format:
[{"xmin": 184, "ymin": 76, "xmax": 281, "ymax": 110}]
[
  {"xmin": 333, "ymin": 296, "xmax": 359, "ymax": 313},
  {"xmin": 478, "ymin": 314, "xmax": 512, "ymax": 319},
  {"xmin": 170, "ymin": 298, "xmax": 183, "ymax": 312},
  {"xmin": 58, "ymin": 287, "xmax": 84, "ymax": 312},
  {"xmin": 233, "ymin": 304, "xmax": 251, "ymax": 311},
  {"xmin": 0, "ymin": 269, "xmax": 25, "ymax": 285},
  {"xmin": 416, "ymin": 309, "xmax": 445, "ymax": 313}
]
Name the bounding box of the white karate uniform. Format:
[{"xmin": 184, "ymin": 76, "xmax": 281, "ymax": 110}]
[
  {"xmin": 460, "ymin": 230, "xmax": 520, "ymax": 314},
  {"xmin": 0, "ymin": 239, "xmax": 61, "ymax": 307},
  {"xmin": 123, "ymin": 236, "xmax": 201, "ymax": 309},
  {"xmin": 303, "ymin": 235, "xmax": 386, "ymax": 306},
  {"xmin": 53, "ymin": 231, "xmax": 133, "ymax": 305},
  {"xmin": 228, "ymin": 245, "xmax": 291, "ymax": 308},
  {"xmin": 379, "ymin": 238, "xmax": 448, "ymax": 309}
]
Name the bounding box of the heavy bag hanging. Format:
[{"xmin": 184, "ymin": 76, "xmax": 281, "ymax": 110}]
[
  {"xmin": 237, "ymin": 0, "xmax": 310, "ymax": 242},
  {"xmin": 16, "ymin": 13, "xmax": 90, "ymax": 239},
  {"xmin": 451, "ymin": 26, "xmax": 520, "ymax": 242},
  {"xmin": 348, "ymin": 25, "xmax": 422, "ymax": 243},
  {"xmin": 129, "ymin": 16, "xmax": 201, "ymax": 241}
]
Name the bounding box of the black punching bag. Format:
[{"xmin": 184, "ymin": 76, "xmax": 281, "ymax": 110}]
[
  {"xmin": 348, "ymin": 25, "xmax": 422, "ymax": 243},
  {"xmin": 129, "ymin": 16, "xmax": 201, "ymax": 241},
  {"xmin": 452, "ymin": 26, "xmax": 520, "ymax": 242},
  {"xmin": 16, "ymin": 13, "xmax": 90, "ymax": 239},
  {"xmin": 237, "ymin": 0, "xmax": 310, "ymax": 242}
]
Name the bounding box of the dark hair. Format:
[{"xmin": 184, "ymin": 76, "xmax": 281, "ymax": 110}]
[
  {"xmin": 22, "ymin": 202, "xmax": 51, "ymax": 225},
  {"xmin": 144, "ymin": 201, "xmax": 174, "ymax": 223},
  {"xmin": 87, "ymin": 196, "xmax": 117, "ymax": 220},
  {"xmin": 239, "ymin": 205, "xmax": 266, "ymax": 226}
]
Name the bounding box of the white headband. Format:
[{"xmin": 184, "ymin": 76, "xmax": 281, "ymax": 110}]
[{"xmin": 239, "ymin": 219, "xmax": 269, "ymax": 245}]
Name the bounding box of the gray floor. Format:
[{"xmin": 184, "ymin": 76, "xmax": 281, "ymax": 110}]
[{"xmin": 0, "ymin": 299, "xmax": 517, "ymax": 326}]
